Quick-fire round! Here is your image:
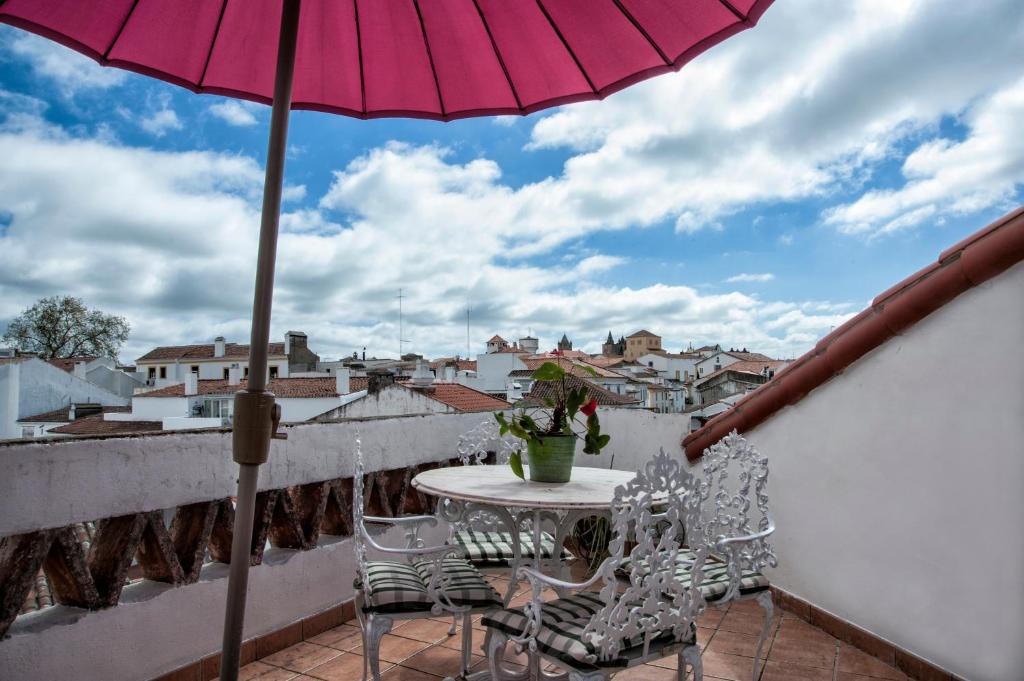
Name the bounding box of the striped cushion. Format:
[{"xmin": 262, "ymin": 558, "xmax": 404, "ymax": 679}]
[
  {"xmin": 481, "ymin": 592, "xmax": 695, "ymax": 669},
  {"xmin": 452, "ymin": 529, "xmax": 574, "ymax": 565},
  {"xmin": 356, "ymin": 558, "xmax": 502, "ymax": 614},
  {"xmin": 618, "ymin": 550, "xmax": 770, "ymax": 602}
]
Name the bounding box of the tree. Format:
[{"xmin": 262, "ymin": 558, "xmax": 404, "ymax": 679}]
[{"xmin": 2, "ymin": 296, "xmax": 130, "ymax": 360}]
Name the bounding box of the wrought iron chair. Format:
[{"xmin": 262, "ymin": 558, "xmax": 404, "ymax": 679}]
[
  {"xmin": 351, "ymin": 433, "xmax": 503, "ymax": 681},
  {"xmin": 481, "ymin": 448, "xmax": 709, "ymax": 681},
  {"xmin": 695, "ymin": 430, "xmax": 777, "ymax": 681},
  {"xmin": 442, "ymin": 420, "xmax": 574, "ymax": 576}
]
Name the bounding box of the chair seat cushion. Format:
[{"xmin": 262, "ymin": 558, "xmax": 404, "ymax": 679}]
[
  {"xmin": 452, "ymin": 529, "xmax": 574, "ymax": 565},
  {"xmin": 481, "ymin": 593, "xmax": 695, "ymax": 670},
  {"xmin": 356, "ymin": 558, "xmax": 502, "ymax": 614},
  {"xmin": 618, "ymin": 549, "xmax": 770, "ymax": 602}
]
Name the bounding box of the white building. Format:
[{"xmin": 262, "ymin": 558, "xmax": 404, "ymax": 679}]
[
  {"xmin": 637, "ymin": 351, "xmax": 701, "ymax": 382},
  {"xmin": 110, "ymin": 370, "xmax": 367, "ymax": 431},
  {"xmin": 47, "ymin": 356, "xmax": 146, "ymax": 398},
  {"xmin": 694, "ymin": 349, "xmax": 776, "ymax": 379},
  {"xmin": 0, "ymin": 357, "xmax": 129, "ymax": 439},
  {"xmin": 135, "ymin": 331, "xmax": 319, "ymax": 388}
]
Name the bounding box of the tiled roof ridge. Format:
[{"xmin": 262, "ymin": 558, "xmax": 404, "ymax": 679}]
[{"xmin": 682, "ymin": 206, "xmax": 1024, "ymax": 461}]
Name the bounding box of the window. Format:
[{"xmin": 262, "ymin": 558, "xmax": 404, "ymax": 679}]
[
  {"xmin": 21, "ymin": 427, "xmax": 35, "ymax": 439},
  {"xmin": 159, "ymin": 366, "xmax": 167, "ymax": 379},
  {"xmin": 223, "ymin": 368, "xmax": 230, "ymax": 379},
  {"xmin": 190, "ymin": 365, "xmax": 199, "ymax": 374},
  {"xmin": 148, "ymin": 367, "xmax": 156, "ymax": 380},
  {"xmin": 244, "ymin": 367, "xmax": 249, "ymax": 377},
  {"xmin": 201, "ymin": 398, "xmax": 233, "ymax": 419},
  {"xmin": 269, "ymin": 366, "xmax": 279, "ymax": 379},
  {"xmin": 648, "ymin": 361, "xmax": 653, "ymax": 367}
]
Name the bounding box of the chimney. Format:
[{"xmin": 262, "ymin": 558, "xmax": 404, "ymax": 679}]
[
  {"xmin": 367, "ymin": 368, "xmax": 394, "ymax": 395},
  {"xmin": 185, "ymin": 371, "xmax": 198, "ymax": 396},
  {"xmin": 228, "ymin": 364, "xmax": 241, "ymax": 385},
  {"xmin": 214, "ymin": 336, "xmax": 226, "ymax": 358},
  {"xmin": 443, "ymin": 365, "xmax": 456, "ymax": 382},
  {"xmin": 336, "ymin": 368, "xmax": 351, "ymax": 395},
  {"xmin": 362, "ymin": 347, "xmax": 366, "ymax": 361},
  {"xmin": 73, "ymin": 361, "xmax": 88, "ymax": 380},
  {"xmin": 410, "ymin": 359, "xmax": 433, "ymax": 389},
  {"xmin": 506, "ymin": 379, "xmax": 523, "ymax": 401}
]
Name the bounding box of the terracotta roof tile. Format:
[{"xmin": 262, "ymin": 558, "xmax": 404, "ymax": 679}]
[
  {"xmin": 683, "ymin": 206, "xmax": 1024, "ymax": 460},
  {"xmin": 50, "ymin": 415, "xmax": 162, "ymax": 435},
  {"xmin": 522, "ymin": 374, "xmax": 638, "ymax": 407},
  {"xmin": 139, "ymin": 376, "xmax": 368, "ymax": 398},
  {"xmin": 694, "ymin": 360, "xmax": 789, "ymax": 385},
  {"xmin": 406, "ymin": 383, "xmax": 509, "ymax": 412},
  {"xmin": 627, "ymin": 329, "xmax": 659, "ymax": 338},
  {"xmin": 136, "ymin": 342, "xmax": 286, "ymax": 363},
  {"xmin": 47, "ymin": 356, "xmax": 98, "ymax": 372},
  {"xmin": 18, "ymin": 406, "xmax": 130, "ymax": 423}
]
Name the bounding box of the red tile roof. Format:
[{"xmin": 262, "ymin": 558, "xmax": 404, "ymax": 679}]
[
  {"xmin": 488, "ymin": 335, "xmax": 506, "ymax": 343},
  {"xmin": 137, "ymin": 342, "xmax": 286, "ymax": 362},
  {"xmin": 723, "ymin": 351, "xmax": 774, "ymax": 362},
  {"xmin": 683, "ymin": 206, "xmax": 1024, "ymax": 460},
  {"xmin": 18, "ymin": 406, "xmax": 130, "ymax": 423},
  {"xmin": 428, "ymin": 357, "xmax": 477, "ymax": 371},
  {"xmin": 627, "ymin": 329, "xmax": 659, "ymax": 338},
  {"xmin": 407, "ymin": 383, "xmax": 509, "ymax": 412},
  {"xmin": 521, "ymin": 357, "xmax": 623, "ymax": 379},
  {"xmin": 522, "ymin": 374, "xmax": 639, "ymax": 407},
  {"xmin": 694, "ymin": 360, "xmax": 789, "ymax": 385},
  {"xmin": 50, "ymin": 415, "xmax": 162, "ymax": 435},
  {"xmin": 47, "ymin": 356, "xmax": 98, "ymax": 372},
  {"xmin": 140, "ymin": 376, "xmax": 368, "ymax": 398}
]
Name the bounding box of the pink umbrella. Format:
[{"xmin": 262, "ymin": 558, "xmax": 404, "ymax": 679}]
[{"xmin": 1, "ymin": 1, "xmax": 774, "ymax": 678}]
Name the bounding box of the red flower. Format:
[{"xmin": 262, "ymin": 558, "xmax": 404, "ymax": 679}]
[
  {"xmin": 580, "ymin": 399, "xmax": 598, "ymax": 416},
  {"xmin": 551, "ymin": 349, "xmax": 562, "ymax": 356}
]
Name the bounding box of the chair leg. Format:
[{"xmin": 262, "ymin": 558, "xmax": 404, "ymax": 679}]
[
  {"xmin": 751, "ymin": 591, "xmax": 774, "ymax": 681},
  {"xmin": 461, "ymin": 613, "xmax": 474, "ymax": 676},
  {"xmin": 486, "ymin": 630, "xmax": 509, "ymax": 681},
  {"xmin": 681, "ymin": 646, "xmax": 702, "ymax": 681},
  {"xmin": 364, "ymin": 613, "xmax": 393, "ymax": 681},
  {"xmin": 449, "ymin": 614, "xmax": 459, "ymax": 636},
  {"xmin": 567, "ymin": 670, "xmax": 606, "ymax": 681}
]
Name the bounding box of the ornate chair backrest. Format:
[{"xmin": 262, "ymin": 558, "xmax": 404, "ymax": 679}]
[
  {"xmin": 582, "ymin": 449, "xmax": 708, "ymax": 663},
  {"xmin": 699, "ymin": 430, "xmax": 777, "ymax": 601},
  {"xmin": 456, "ymin": 418, "xmax": 517, "ymax": 466}
]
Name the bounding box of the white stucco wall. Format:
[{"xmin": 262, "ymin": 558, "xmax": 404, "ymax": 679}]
[
  {"xmin": 326, "ymin": 386, "xmax": 452, "ymax": 419},
  {"xmin": 744, "ymin": 261, "xmax": 1024, "ymax": 681},
  {"xmin": 0, "ymin": 359, "xmax": 129, "ymax": 439}
]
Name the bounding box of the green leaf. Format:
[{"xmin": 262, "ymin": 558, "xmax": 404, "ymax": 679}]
[
  {"xmin": 566, "ymin": 386, "xmax": 586, "ymax": 419},
  {"xmin": 531, "ymin": 362, "xmax": 566, "ymax": 381},
  {"xmin": 579, "ymin": 364, "xmax": 598, "ymax": 377},
  {"xmin": 519, "ymin": 414, "xmax": 540, "ymax": 433},
  {"xmin": 509, "ymin": 451, "xmax": 525, "ymax": 480},
  {"xmin": 494, "ymin": 412, "xmax": 507, "ymax": 427},
  {"xmin": 543, "ymin": 397, "xmax": 556, "ymax": 408},
  {"xmin": 509, "ymin": 423, "xmax": 530, "ymax": 441}
]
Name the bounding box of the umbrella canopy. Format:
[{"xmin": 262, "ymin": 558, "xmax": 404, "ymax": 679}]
[{"xmin": 1, "ymin": 0, "xmax": 772, "ymax": 121}]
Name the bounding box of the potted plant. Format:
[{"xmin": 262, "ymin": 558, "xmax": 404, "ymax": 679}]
[{"xmin": 494, "ymin": 361, "xmax": 611, "ymax": 483}]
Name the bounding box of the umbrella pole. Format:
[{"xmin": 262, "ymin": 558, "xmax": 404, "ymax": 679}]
[{"xmin": 220, "ymin": 2, "xmax": 301, "ymax": 680}]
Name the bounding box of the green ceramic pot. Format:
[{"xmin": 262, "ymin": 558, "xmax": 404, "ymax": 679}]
[{"xmin": 526, "ymin": 435, "xmax": 576, "ymax": 483}]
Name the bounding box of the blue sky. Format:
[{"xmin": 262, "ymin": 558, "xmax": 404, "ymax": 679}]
[{"xmin": 0, "ymin": 0, "xmax": 1022, "ymax": 363}]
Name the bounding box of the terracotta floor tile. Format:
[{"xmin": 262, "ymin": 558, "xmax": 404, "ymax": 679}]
[
  {"xmin": 767, "ymin": 638, "xmax": 837, "ymax": 670},
  {"xmin": 262, "ymin": 642, "xmax": 341, "ymax": 673},
  {"xmin": 611, "ymin": 664, "xmax": 678, "ymax": 681},
  {"xmin": 706, "ymin": 629, "xmax": 770, "ymax": 659},
  {"xmin": 647, "ymin": 654, "xmax": 678, "ymax": 670},
  {"xmin": 351, "ymin": 634, "xmax": 432, "ymax": 663},
  {"xmin": 306, "ymin": 651, "xmax": 383, "ymax": 681},
  {"xmin": 393, "ymin": 619, "xmax": 459, "ymax": 644},
  {"xmin": 400, "ymin": 645, "xmax": 483, "ymax": 677},
  {"xmin": 307, "ymin": 624, "xmax": 363, "ymax": 651},
  {"xmin": 217, "ymin": 661, "xmax": 299, "ymax": 681},
  {"xmin": 698, "ymin": 606, "xmax": 728, "ymax": 628},
  {"xmin": 380, "ymin": 665, "xmax": 443, "ymax": 681},
  {"xmin": 718, "ymin": 609, "xmax": 770, "ymax": 637},
  {"xmin": 837, "ymin": 674, "xmax": 885, "ymax": 681},
  {"xmin": 760, "ymin": 660, "xmax": 834, "ymax": 681},
  {"xmin": 837, "ymin": 644, "xmax": 907, "ymax": 680},
  {"xmin": 700, "ymin": 651, "xmax": 758, "ymax": 681}
]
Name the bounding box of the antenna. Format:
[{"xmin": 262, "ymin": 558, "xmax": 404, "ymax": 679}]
[
  {"xmin": 396, "ymin": 288, "xmax": 410, "ymax": 358},
  {"xmin": 466, "ymin": 306, "xmax": 471, "ymax": 360}
]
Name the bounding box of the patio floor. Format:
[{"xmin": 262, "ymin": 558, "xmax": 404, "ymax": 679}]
[{"xmin": 223, "ymin": 574, "xmax": 907, "ymax": 681}]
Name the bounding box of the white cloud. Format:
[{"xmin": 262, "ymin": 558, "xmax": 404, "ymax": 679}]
[
  {"xmin": 823, "ymin": 77, "xmax": 1024, "ymax": 237},
  {"xmin": 209, "ymin": 100, "xmax": 260, "ymax": 126},
  {"xmin": 8, "ymin": 33, "xmax": 126, "ymax": 97},
  {"xmin": 139, "ymin": 107, "xmax": 183, "ymax": 138},
  {"xmin": 725, "ymin": 273, "xmax": 775, "ymax": 284}
]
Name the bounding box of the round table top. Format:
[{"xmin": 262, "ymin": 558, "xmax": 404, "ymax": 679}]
[{"xmin": 411, "ymin": 465, "xmax": 640, "ymax": 510}]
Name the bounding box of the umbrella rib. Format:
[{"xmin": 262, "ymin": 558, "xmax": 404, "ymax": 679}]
[
  {"xmin": 534, "ymin": 0, "xmax": 597, "ymax": 96},
  {"xmin": 471, "ymin": 0, "xmax": 524, "ymax": 112},
  {"xmin": 611, "ymin": 0, "xmax": 670, "ymax": 65},
  {"xmin": 101, "ymin": 0, "xmax": 141, "ymax": 60},
  {"xmin": 411, "ymin": 0, "xmax": 447, "ymax": 118},
  {"xmin": 198, "ymin": 0, "xmax": 230, "ymax": 90},
  {"xmin": 353, "ymin": 0, "xmax": 367, "ymax": 116},
  {"xmin": 716, "ymin": 0, "xmax": 749, "ymax": 23}
]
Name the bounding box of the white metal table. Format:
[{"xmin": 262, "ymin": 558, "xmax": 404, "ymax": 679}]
[{"xmin": 412, "ymin": 465, "xmax": 644, "ymax": 600}]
